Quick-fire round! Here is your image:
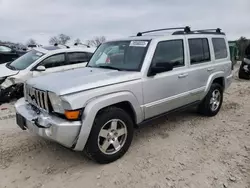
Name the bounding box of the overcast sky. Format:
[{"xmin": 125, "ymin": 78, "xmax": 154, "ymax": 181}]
[{"xmin": 0, "ymin": 0, "xmax": 249, "ymax": 45}]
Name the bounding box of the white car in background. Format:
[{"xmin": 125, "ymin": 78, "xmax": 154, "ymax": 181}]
[{"xmin": 0, "ymin": 45, "xmax": 96, "ymax": 103}]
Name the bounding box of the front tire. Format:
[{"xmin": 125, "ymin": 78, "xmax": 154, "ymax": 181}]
[
  {"xmin": 198, "ymin": 83, "xmax": 223, "ymax": 117},
  {"xmin": 84, "ymin": 107, "xmax": 134, "ymax": 164}
]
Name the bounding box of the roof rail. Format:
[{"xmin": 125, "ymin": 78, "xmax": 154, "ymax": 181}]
[
  {"xmin": 136, "ymin": 26, "xmax": 191, "ymax": 36},
  {"xmin": 54, "ymin": 43, "xmax": 70, "ymax": 48},
  {"xmin": 173, "ymin": 28, "xmax": 225, "ymax": 35},
  {"xmin": 74, "ymin": 42, "xmax": 90, "ymax": 48},
  {"xmin": 194, "ymin": 28, "xmax": 222, "ymax": 33}
]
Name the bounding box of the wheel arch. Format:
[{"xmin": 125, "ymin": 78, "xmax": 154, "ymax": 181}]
[
  {"xmin": 205, "ymin": 72, "xmax": 225, "ymax": 95},
  {"xmin": 73, "ymin": 91, "xmax": 143, "ymax": 151}
]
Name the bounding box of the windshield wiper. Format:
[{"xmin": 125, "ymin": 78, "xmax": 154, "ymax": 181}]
[
  {"xmin": 98, "ymin": 65, "xmax": 121, "ymax": 71},
  {"xmin": 6, "ymin": 63, "xmax": 17, "ymax": 70}
]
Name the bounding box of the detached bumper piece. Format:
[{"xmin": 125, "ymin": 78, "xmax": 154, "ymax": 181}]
[{"xmin": 15, "ymin": 98, "xmax": 82, "ymax": 148}]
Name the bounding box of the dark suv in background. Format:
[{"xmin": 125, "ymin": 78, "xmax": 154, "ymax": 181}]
[{"xmin": 0, "ymin": 45, "xmax": 27, "ymax": 64}]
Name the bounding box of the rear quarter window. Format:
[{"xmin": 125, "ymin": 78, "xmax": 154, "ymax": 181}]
[{"xmin": 212, "ymin": 38, "xmax": 228, "ymax": 59}]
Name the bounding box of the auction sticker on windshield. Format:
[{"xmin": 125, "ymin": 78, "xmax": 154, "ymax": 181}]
[{"xmin": 129, "ymin": 41, "xmax": 148, "ymax": 47}]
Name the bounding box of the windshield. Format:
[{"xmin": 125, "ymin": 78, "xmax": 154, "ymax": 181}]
[
  {"xmin": 9, "ymin": 50, "xmax": 44, "ymax": 70},
  {"xmin": 87, "ymin": 40, "xmax": 149, "ymax": 71}
]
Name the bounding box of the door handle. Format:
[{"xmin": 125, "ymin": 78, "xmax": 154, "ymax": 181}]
[
  {"xmin": 207, "ymin": 67, "xmax": 215, "ymax": 71},
  {"xmin": 178, "ymin": 73, "xmax": 188, "ymax": 78}
]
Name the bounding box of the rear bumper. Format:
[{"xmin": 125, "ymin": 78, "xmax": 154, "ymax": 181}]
[
  {"xmin": 15, "ymin": 98, "xmax": 82, "ymax": 148},
  {"xmin": 225, "ymin": 74, "xmax": 233, "ymax": 90}
]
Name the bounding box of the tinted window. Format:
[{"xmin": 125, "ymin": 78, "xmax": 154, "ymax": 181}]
[
  {"xmin": 212, "ymin": 38, "xmax": 228, "ymax": 59},
  {"xmin": 189, "ymin": 38, "xmax": 210, "ymax": 64},
  {"xmin": 152, "ymin": 40, "xmax": 184, "ymax": 68},
  {"xmin": 67, "ymin": 52, "xmax": 90, "ymax": 65},
  {"xmin": 40, "ymin": 54, "xmax": 65, "ymax": 68},
  {"xmin": 0, "ymin": 46, "xmax": 12, "ymax": 52}
]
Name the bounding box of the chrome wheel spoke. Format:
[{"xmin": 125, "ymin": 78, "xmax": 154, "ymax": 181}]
[
  {"xmin": 117, "ymin": 128, "xmax": 126, "ymax": 137},
  {"xmin": 112, "ymin": 139, "xmax": 121, "ymax": 150},
  {"xmin": 99, "ymin": 129, "xmax": 109, "ymax": 138},
  {"xmin": 111, "ymin": 120, "xmax": 118, "ymax": 130},
  {"xmin": 215, "ymin": 92, "xmax": 220, "ymax": 99},
  {"xmin": 102, "ymin": 139, "xmax": 111, "ymax": 151}
]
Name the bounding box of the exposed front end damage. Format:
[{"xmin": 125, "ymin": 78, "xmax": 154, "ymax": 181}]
[{"xmin": 0, "ymin": 77, "xmax": 24, "ymax": 104}]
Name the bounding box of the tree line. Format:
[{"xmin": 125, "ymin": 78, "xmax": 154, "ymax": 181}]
[{"xmin": 26, "ymin": 34, "xmax": 106, "ymax": 47}]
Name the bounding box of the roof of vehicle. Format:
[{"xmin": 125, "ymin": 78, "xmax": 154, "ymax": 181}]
[{"xmin": 34, "ymin": 46, "xmax": 96, "ymax": 55}]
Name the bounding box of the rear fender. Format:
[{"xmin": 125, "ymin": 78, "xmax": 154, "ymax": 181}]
[
  {"xmin": 73, "ymin": 91, "xmax": 142, "ymax": 151},
  {"xmin": 204, "ymin": 71, "xmax": 225, "ymax": 97}
]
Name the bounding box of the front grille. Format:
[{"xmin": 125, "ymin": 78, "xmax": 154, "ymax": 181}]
[{"xmin": 25, "ymin": 84, "xmax": 49, "ymax": 111}]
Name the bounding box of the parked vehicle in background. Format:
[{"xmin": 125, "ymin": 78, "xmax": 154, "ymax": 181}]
[
  {"xmin": 238, "ymin": 44, "xmax": 250, "ymax": 79},
  {"xmin": 15, "ymin": 26, "xmax": 232, "ymax": 164},
  {"xmin": 0, "ymin": 45, "xmax": 27, "ymax": 64},
  {"xmin": 27, "ymin": 44, "xmax": 42, "ymax": 51},
  {"xmin": 228, "ymin": 41, "xmax": 239, "ymax": 69},
  {"xmin": 0, "ymin": 45, "xmax": 95, "ymax": 103}
]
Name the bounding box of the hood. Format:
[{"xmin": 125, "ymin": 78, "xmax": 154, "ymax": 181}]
[
  {"xmin": 0, "ymin": 63, "xmax": 19, "ymax": 78},
  {"xmin": 27, "ymin": 67, "xmax": 141, "ymax": 95}
]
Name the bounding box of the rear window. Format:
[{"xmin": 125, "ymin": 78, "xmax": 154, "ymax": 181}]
[
  {"xmin": 212, "ymin": 38, "xmax": 228, "ymax": 59},
  {"xmin": 189, "ymin": 38, "xmax": 210, "ymax": 65}
]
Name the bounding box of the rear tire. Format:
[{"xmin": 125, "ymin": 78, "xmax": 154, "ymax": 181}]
[
  {"xmin": 198, "ymin": 83, "xmax": 223, "ymax": 117},
  {"xmin": 84, "ymin": 107, "xmax": 134, "ymax": 164}
]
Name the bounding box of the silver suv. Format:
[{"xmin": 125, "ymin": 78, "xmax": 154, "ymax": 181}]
[{"xmin": 15, "ymin": 27, "xmax": 233, "ymax": 164}]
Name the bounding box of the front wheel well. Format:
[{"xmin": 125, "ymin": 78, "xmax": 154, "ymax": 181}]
[{"xmin": 97, "ymin": 101, "xmax": 137, "ymax": 126}]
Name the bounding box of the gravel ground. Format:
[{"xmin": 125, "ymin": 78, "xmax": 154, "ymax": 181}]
[{"xmin": 0, "ymin": 66, "xmax": 249, "ymax": 188}]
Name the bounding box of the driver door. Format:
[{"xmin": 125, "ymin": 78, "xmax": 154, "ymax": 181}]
[
  {"xmin": 32, "ymin": 53, "xmax": 66, "ymax": 77},
  {"xmin": 143, "ymin": 39, "xmax": 191, "ymax": 119}
]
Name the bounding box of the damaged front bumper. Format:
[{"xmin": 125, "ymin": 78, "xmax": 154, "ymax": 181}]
[{"xmin": 15, "ymin": 98, "xmax": 82, "ymax": 148}]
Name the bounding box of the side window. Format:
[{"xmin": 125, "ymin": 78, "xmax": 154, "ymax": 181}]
[
  {"xmin": 0, "ymin": 46, "xmax": 12, "ymax": 53},
  {"xmin": 152, "ymin": 40, "xmax": 184, "ymax": 68},
  {"xmin": 67, "ymin": 52, "xmax": 90, "ymax": 65},
  {"xmin": 40, "ymin": 54, "xmax": 65, "ymax": 68},
  {"xmin": 189, "ymin": 38, "xmax": 210, "ymax": 64},
  {"xmin": 212, "ymin": 38, "xmax": 228, "ymax": 59}
]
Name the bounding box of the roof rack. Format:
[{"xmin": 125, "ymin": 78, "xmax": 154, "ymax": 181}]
[
  {"xmin": 74, "ymin": 42, "xmax": 90, "ymax": 48},
  {"xmin": 173, "ymin": 28, "xmax": 225, "ymax": 35},
  {"xmin": 54, "ymin": 43, "xmax": 70, "ymax": 48},
  {"xmin": 136, "ymin": 26, "xmax": 191, "ymax": 36}
]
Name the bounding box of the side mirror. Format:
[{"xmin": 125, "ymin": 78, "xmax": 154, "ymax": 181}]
[
  {"xmin": 148, "ymin": 62, "xmax": 173, "ymax": 76},
  {"xmin": 36, "ymin": 65, "xmax": 46, "ymax": 71}
]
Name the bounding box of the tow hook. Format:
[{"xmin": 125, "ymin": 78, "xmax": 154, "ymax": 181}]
[{"xmin": 31, "ymin": 118, "xmax": 46, "ymax": 128}]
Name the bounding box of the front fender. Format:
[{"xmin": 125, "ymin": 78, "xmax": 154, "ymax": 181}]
[
  {"xmin": 204, "ymin": 71, "xmax": 225, "ymax": 95},
  {"xmin": 73, "ymin": 91, "xmax": 142, "ymax": 151}
]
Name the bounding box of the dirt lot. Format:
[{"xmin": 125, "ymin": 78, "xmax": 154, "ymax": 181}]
[{"xmin": 0, "ymin": 68, "xmax": 250, "ymax": 188}]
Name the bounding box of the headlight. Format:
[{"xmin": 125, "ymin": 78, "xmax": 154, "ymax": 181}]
[{"xmin": 48, "ymin": 92, "xmax": 64, "ymax": 113}]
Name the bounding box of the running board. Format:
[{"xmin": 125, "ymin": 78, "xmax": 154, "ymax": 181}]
[{"xmin": 138, "ymin": 101, "xmax": 201, "ymax": 127}]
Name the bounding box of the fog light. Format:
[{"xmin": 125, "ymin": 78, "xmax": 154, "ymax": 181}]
[{"xmin": 45, "ymin": 125, "xmax": 53, "ymax": 137}]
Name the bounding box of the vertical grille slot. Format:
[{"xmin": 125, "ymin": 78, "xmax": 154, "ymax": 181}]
[{"xmin": 25, "ymin": 84, "xmax": 49, "ymax": 112}]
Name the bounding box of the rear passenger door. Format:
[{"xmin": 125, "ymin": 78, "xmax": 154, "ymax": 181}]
[
  {"xmin": 63, "ymin": 52, "xmax": 91, "ymax": 70},
  {"xmin": 185, "ymin": 37, "xmax": 214, "ymax": 101}
]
